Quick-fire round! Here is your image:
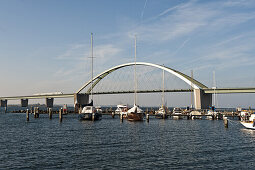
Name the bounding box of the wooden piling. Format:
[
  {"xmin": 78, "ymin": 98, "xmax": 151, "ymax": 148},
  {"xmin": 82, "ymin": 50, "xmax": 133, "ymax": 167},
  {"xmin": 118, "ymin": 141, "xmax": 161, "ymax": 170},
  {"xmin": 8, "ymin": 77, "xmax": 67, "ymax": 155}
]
[
  {"xmin": 146, "ymin": 113, "xmax": 149, "ymax": 122},
  {"xmin": 59, "ymin": 108, "xmax": 62, "ymax": 122},
  {"xmin": 4, "ymin": 107, "xmax": 7, "ymax": 113},
  {"xmin": 92, "ymin": 113, "xmax": 95, "ymax": 121},
  {"xmin": 112, "ymin": 112, "xmax": 115, "ymax": 118},
  {"xmin": 223, "ymin": 117, "xmax": 228, "ymax": 128},
  {"xmin": 37, "ymin": 107, "xmax": 39, "ymax": 118},
  {"xmin": 49, "ymin": 108, "xmax": 52, "ymax": 119},
  {"xmin": 26, "ymin": 109, "xmax": 29, "ymax": 121},
  {"xmin": 34, "ymin": 107, "xmax": 39, "ymax": 118},
  {"xmin": 120, "ymin": 113, "xmax": 123, "ymax": 122}
]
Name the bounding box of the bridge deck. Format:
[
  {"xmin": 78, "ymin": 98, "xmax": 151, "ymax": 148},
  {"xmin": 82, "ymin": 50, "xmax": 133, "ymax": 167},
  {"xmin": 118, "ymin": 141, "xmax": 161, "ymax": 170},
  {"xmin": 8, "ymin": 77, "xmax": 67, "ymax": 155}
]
[{"xmin": 1, "ymin": 87, "xmax": 255, "ymax": 100}]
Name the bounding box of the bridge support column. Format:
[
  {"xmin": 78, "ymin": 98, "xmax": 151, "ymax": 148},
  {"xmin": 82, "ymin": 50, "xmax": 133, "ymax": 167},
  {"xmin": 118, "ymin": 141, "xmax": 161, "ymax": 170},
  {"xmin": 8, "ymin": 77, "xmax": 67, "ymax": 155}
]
[
  {"xmin": 194, "ymin": 89, "xmax": 212, "ymax": 110},
  {"xmin": 46, "ymin": 98, "xmax": 54, "ymax": 108},
  {"xmin": 74, "ymin": 93, "xmax": 89, "ymax": 113},
  {"xmin": 21, "ymin": 99, "xmax": 28, "ymax": 107},
  {"xmin": 0, "ymin": 100, "xmax": 7, "ymax": 107}
]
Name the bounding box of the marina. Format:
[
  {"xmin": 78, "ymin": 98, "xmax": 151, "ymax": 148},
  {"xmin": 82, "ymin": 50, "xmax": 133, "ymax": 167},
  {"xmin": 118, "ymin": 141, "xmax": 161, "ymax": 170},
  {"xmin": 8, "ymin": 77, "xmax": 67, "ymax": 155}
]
[{"xmin": 1, "ymin": 0, "xmax": 255, "ymax": 169}]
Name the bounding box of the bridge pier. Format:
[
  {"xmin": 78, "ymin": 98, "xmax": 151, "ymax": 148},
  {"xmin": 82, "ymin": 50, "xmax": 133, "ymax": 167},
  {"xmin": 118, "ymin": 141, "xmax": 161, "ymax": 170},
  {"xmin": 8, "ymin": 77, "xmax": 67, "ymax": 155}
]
[
  {"xmin": 0, "ymin": 100, "xmax": 7, "ymax": 107},
  {"xmin": 46, "ymin": 98, "xmax": 54, "ymax": 108},
  {"xmin": 0, "ymin": 100, "xmax": 7, "ymax": 112},
  {"xmin": 194, "ymin": 89, "xmax": 212, "ymax": 110},
  {"xmin": 21, "ymin": 99, "xmax": 28, "ymax": 107},
  {"xmin": 74, "ymin": 93, "xmax": 89, "ymax": 113}
]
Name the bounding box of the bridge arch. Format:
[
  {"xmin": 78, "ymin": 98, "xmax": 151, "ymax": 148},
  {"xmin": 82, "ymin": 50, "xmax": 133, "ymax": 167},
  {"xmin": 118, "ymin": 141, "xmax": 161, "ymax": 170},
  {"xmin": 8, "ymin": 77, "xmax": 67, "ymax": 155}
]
[{"xmin": 76, "ymin": 62, "xmax": 208, "ymax": 94}]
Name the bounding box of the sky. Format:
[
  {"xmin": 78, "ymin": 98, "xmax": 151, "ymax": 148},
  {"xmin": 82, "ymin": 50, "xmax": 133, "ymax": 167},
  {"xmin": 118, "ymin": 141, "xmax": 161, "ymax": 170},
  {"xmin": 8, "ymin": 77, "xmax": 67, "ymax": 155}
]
[{"xmin": 1, "ymin": 0, "xmax": 255, "ymax": 107}]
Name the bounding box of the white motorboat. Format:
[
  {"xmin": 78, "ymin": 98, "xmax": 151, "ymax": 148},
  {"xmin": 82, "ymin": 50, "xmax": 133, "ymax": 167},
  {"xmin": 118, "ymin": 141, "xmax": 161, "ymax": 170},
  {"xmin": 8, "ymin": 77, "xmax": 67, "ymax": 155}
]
[
  {"xmin": 155, "ymin": 105, "xmax": 168, "ymax": 119},
  {"xmin": 115, "ymin": 104, "xmax": 128, "ymax": 118},
  {"xmin": 172, "ymin": 107, "xmax": 183, "ymax": 119},
  {"xmin": 79, "ymin": 105, "xmax": 102, "ymax": 121},
  {"xmin": 79, "ymin": 33, "xmax": 102, "ymax": 121},
  {"xmin": 240, "ymin": 111, "xmax": 255, "ymax": 129},
  {"xmin": 190, "ymin": 110, "xmax": 202, "ymax": 120}
]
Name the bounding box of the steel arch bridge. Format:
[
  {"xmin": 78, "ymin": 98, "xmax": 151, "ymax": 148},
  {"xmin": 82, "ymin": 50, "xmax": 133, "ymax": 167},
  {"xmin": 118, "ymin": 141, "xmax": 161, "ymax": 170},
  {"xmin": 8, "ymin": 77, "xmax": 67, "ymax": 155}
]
[
  {"xmin": 77, "ymin": 62, "xmax": 208, "ymax": 94},
  {"xmin": 76, "ymin": 62, "xmax": 210, "ymax": 109},
  {"xmin": 2, "ymin": 62, "xmax": 255, "ymax": 109}
]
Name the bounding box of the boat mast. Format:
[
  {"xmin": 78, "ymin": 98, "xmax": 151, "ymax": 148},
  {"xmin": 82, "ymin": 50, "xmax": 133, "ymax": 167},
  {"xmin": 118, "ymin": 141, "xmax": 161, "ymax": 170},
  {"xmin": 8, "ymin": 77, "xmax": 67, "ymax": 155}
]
[
  {"xmin": 212, "ymin": 71, "xmax": 216, "ymax": 107},
  {"xmin": 162, "ymin": 65, "xmax": 165, "ymax": 107},
  {"xmin": 190, "ymin": 70, "xmax": 193, "ymax": 108},
  {"xmin": 134, "ymin": 35, "xmax": 137, "ymax": 106},
  {"xmin": 91, "ymin": 33, "xmax": 94, "ymax": 102}
]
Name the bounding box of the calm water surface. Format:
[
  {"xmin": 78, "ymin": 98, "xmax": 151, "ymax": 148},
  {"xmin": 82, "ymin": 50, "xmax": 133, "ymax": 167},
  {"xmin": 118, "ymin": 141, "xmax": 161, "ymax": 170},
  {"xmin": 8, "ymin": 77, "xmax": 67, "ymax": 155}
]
[{"xmin": 0, "ymin": 113, "xmax": 255, "ymax": 169}]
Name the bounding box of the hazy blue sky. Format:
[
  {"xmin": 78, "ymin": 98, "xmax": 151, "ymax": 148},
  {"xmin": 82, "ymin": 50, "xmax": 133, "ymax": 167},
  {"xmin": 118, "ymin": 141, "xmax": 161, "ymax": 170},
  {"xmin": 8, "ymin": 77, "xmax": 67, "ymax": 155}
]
[{"xmin": 1, "ymin": 0, "xmax": 255, "ymax": 107}]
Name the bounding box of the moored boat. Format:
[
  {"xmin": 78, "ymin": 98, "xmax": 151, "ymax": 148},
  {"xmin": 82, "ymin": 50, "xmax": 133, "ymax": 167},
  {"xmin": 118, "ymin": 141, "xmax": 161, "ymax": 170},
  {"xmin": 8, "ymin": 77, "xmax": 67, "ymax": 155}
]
[
  {"xmin": 155, "ymin": 105, "xmax": 168, "ymax": 119},
  {"xmin": 79, "ymin": 33, "xmax": 102, "ymax": 121},
  {"xmin": 115, "ymin": 104, "xmax": 128, "ymax": 118},
  {"xmin": 126, "ymin": 36, "xmax": 144, "ymax": 122},
  {"xmin": 155, "ymin": 66, "xmax": 168, "ymax": 119},
  {"xmin": 79, "ymin": 105, "xmax": 102, "ymax": 121},
  {"xmin": 172, "ymin": 107, "xmax": 183, "ymax": 119},
  {"xmin": 127, "ymin": 104, "xmax": 144, "ymax": 121},
  {"xmin": 190, "ymin": 110, "xmax": 202, "ymax": 120},
  {"xmin": 240, "ymin": 111, "xmax": 255, "ymax": 129}
]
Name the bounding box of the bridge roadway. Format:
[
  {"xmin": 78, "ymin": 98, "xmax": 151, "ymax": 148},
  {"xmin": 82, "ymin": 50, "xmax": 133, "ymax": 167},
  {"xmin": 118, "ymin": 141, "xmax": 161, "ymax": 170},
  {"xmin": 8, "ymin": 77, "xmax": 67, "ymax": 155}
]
[{"xmin": 1, "ymin": 87, "xmax": 255, "ymax": 100}]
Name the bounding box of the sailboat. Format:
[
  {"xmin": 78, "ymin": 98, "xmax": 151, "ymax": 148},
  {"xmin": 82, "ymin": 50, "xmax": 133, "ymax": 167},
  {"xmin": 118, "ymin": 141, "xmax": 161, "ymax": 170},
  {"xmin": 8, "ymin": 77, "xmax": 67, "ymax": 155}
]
[
  {"xmin": 79, "ymin": 33, "xmax": 102, "ymax": 121},
  {"xmin": 127, "ymin": 36, "xmax": 144, "ymax": 121},
  {"xmin": 155, "ymin": 66, "xmax": 168, "ymax": 119},
  {"xmin": 206, "ymin": 71, "xmax": 222, "ymax": 120}
]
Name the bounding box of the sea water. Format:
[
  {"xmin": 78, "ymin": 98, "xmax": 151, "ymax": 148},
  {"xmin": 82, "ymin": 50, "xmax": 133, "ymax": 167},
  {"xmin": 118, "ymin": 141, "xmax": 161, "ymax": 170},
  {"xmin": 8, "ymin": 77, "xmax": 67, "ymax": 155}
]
[{"xmin": 0, "ymin": 113, "xmax": 254, "ymax": 169}]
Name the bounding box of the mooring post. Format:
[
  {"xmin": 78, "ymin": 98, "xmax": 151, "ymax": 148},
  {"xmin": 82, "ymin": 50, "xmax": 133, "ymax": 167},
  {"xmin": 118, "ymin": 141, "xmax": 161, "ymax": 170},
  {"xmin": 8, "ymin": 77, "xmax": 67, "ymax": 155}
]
[
  {"xmin": 187, "ymin": 114, "xmax": 190, "ymax": 120},
  {"xmin": 4, "ymin": 107, "xmax": 7, "ymax": 113},
  {"xmin": 36, "ymin": 107, "xmax": 39, "ymax": 118},
  {"xmin": 163, "ymin": 113, "xmax": 166, "ymax": 119},
  {"xmin": 92, "ymin": 113, "xmax": 95, "ymax": 121},
  {"xmin": 49, "ymin": 108, "xmax": 52, "ymax": 119},
  {"xmin": 59, "ymin": 108, "xmax": 63, "ymax": 122},
  {"xmin": 26, "ymin": 109, "xmax": 29, "ymax": 121},
  {"xmin": 120, "ymin": 113, "xmax": 123, "ymax": 122},
  {"xmin": 146, "ymin": 113, "xmax": 149, "ymax": 122},
  {"xmin": 112, "ymin": 112, "xmax": 115, "ymax": 118},
  {"xmin": 34, "ymin": 107, "xmax": 36, "ymax": 118},
  {"xmin": 223, "ymin": 117, "xmax": 228, "ymax": 128}
]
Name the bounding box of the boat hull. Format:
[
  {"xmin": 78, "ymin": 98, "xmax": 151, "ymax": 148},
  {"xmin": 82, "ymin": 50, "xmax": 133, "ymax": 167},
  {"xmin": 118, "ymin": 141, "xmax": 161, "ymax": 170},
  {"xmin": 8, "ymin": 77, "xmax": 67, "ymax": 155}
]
[
  {"xmin": 172, "ymin": 115, "xmax": 183, "ymax": 119},
  {"xmin": 240, "ymin": 121, "xmax": 255, "ymax": 130},
  {"xmin": 79, "ymin": 113, "xmax": 102, "ymax": 121},
  {"xmin": 127, "ymin": 113, "xmax": 143, "ymax": 121},
  {"xmin": 155, "ymin": 113, "xmax": 168, "ymax": 119}
]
